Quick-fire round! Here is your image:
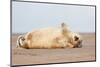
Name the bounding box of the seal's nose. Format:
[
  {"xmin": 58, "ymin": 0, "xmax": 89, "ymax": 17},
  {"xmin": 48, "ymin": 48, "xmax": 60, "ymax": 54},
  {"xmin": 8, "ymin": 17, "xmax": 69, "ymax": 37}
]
[
  {"xmin": 79, "ymin": 40, "xmax": 82, "ymax": 44},
  {"xmin": 78, "ymin": 40, "xmax": 82, "ymax": 48}
]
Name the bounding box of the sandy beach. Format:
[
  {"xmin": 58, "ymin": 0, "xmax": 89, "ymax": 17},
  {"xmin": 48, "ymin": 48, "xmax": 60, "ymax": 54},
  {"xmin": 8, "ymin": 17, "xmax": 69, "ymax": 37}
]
[{"xmin": 11, "ymin": 33, "xmax": 96, "ymax": 66}]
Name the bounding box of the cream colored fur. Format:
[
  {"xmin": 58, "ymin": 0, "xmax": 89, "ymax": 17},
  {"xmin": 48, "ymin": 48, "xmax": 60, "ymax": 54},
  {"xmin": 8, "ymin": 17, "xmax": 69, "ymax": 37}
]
[{"xmin": 16, "ymin": 23, "xmax": 82, "ymax": 49}]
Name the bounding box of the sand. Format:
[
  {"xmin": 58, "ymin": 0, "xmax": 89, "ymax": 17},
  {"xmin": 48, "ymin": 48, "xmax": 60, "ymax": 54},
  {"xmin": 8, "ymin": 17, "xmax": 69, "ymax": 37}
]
[{"xmin": 11, "ymin": 33, "xmax": 96, "ymax": 66}]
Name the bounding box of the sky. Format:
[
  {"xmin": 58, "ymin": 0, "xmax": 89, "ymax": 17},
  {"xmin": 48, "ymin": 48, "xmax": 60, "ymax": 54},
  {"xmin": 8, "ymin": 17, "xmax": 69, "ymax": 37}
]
[{"xmin": 12, "ymin": 1, "xmax": 95, "ymax": 33}]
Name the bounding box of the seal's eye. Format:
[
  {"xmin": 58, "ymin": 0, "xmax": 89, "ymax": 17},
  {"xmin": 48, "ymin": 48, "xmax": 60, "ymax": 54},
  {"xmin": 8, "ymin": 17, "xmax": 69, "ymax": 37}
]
[{"xmin": 74, "ymin": 36, "xmax": 79, "ymax": 41}]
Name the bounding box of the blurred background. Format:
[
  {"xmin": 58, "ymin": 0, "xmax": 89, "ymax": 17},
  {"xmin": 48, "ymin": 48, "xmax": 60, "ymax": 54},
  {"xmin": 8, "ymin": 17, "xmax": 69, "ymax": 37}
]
[{"xmin": 12, "ymin": 1, "xmax": 95, "ymax": 33}]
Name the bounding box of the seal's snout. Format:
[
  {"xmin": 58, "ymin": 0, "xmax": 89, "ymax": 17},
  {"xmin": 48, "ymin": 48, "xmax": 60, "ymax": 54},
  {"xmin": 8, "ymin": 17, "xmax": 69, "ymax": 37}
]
[{"xmin": 77, "ymin": 40, "xmax": 82, "ymax": 48}]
